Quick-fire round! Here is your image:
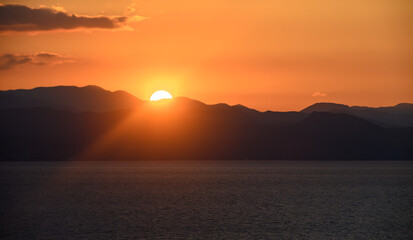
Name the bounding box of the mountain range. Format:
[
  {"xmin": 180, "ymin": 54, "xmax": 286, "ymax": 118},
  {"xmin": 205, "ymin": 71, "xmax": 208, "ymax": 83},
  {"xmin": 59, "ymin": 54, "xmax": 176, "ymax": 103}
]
[
  {"xmin": 1, "ymin": 85, "xmax": 412, "ymax": 160},
  {"xmin": 0, "ymin": 85, "xmax": 143, "ymax": 112}
]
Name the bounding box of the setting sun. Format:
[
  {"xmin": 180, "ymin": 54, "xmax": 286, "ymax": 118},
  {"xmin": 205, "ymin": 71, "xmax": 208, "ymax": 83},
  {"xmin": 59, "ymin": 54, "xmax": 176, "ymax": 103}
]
[{"xmin": 150, "ymin": 90, "xmax": 173, "ymax": 101}]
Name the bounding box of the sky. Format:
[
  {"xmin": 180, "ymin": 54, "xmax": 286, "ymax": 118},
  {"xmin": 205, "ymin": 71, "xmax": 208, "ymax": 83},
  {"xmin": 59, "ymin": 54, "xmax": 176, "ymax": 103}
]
[{"xmin": 0, "ymin": 0, "xmax": 412, "ymax": 111}]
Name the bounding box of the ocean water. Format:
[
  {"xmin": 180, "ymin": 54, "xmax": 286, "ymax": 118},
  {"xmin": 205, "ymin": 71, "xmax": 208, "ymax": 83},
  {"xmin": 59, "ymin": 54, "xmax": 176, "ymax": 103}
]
[{"xmin": 0, "ymin": 161, "xmax": 412, "ymax": 239}]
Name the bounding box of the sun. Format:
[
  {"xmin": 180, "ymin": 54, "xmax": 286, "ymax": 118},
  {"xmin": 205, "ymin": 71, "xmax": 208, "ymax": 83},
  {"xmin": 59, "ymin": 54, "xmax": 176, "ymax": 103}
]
[{"xmin": 150, "ymin": 90, "xmax": 173, "ymax": 101}]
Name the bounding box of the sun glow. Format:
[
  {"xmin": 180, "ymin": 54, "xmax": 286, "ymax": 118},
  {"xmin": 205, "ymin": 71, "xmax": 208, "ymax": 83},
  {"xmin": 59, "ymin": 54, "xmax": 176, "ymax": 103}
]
[{"xmin": 150, "ymin": 90, "xmax": 173, "ymax": 101}]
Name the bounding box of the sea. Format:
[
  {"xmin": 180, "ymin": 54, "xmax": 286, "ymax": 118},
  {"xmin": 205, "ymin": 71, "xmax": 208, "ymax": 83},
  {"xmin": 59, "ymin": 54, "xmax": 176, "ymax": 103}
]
[{"xmin": 1, "ymin": 161, "xmax": 412, "ymax": 239}]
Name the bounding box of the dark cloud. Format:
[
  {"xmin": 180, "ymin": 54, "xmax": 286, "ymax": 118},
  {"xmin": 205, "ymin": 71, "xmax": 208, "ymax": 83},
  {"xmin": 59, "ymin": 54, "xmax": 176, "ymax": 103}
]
[
  {"xmin": 0, "ymin": 4, "xmax": 128, "ymax": 32},
  {"xmin": 0, "ymin": 53, "xmax": 75, "ymax": 70}
]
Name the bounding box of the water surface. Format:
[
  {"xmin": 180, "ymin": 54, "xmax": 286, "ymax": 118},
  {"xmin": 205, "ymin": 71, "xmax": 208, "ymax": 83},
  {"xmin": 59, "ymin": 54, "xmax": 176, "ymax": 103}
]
[{"xmin": 1, "ymin": 161, "xmax": 412, "ymax": 239}]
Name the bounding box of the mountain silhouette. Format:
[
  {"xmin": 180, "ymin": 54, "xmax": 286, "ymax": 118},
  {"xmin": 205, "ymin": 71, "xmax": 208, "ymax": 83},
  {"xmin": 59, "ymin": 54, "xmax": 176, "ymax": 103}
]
[
  {"xmin": 301, "ymin": 102, "xmax": 350, "ymax": 113},
  {"xmin": 301, "ymin": 102, "xmax": 413, "ymax": 127},
  {"xmin": 0, "ymin": 85, "xmax": 143, "ymax": 112},
  {"xmin": 0, "ymin": 86, "xmax": 412, "ymax": 161},
  {"xmin": 292, "ymin": 112, "xmax": 400, "ymax": 159}
]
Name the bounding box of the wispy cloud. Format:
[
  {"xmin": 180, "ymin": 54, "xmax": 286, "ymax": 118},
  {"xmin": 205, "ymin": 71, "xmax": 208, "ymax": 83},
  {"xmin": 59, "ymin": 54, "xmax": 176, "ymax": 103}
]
[
  {"xmin": 0, "ymin": 4, "xmax": 144, "ymax": 33},
  {"xmin": 0, "ymin": 53, "xmax": 76, "ymax": 70},
  {"xmin": 312, "ymin": 92, "xmax": 327, "ymax": 97}
]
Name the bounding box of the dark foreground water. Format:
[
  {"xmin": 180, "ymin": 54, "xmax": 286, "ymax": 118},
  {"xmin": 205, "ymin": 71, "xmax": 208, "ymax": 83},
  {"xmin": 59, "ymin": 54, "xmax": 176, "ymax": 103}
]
[{"xmin": 1, "ymin": 161, "xmax": 412, "ymax": 239}]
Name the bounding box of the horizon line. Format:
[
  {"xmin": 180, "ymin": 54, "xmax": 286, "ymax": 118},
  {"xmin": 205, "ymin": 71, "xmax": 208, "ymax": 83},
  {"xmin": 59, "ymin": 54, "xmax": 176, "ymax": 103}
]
[{"xmin": 1, "ymin": 84, "xmax": 411, "ymax": 112}]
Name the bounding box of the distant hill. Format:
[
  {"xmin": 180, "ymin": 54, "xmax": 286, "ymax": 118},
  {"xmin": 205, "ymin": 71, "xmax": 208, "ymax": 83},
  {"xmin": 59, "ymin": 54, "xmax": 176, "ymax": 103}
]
[
  {"xmin": 0, "ymin": 85, "xmax": 143, "ymax": 112},
  {"xmin": 292, "ymin": 112, "xmax": 399, "ymax": 159},
  {"xmin": 0, "ymin": 86, "xmax": 412, "ymax": 160},
  {"xmin": 146, "ymin": 97, "xmax": 308, "ymax": 126},
  {"xmin": 1, "ymin": 86, "xmax": 412, "ymax": 127},
  {"xmin": 0, "ymin": 107, "xmax": 411, "ymax": 161},
  {"xmin": 301, "ymin": 103, "xmax": 350, "ymax": 113},
  {"xmin": 301, "ymin": 102, "xmax": 413, "ymax": 127},
  {"xmin": 297, "ymin": 111, "xmax": 382, "ymax": 132}
]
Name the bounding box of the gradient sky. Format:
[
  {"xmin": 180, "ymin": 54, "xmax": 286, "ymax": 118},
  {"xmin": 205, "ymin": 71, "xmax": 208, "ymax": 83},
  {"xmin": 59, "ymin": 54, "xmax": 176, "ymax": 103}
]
[{"xmin": 0, "ymin": 0, "xmax": 412, "ymax": 111}]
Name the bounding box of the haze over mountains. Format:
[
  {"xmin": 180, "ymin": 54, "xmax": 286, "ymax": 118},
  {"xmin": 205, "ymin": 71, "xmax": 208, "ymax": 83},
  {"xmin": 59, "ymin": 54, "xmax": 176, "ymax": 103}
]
[{"xmin": 0, "ymin": 86, "xmax": 412, "ymax": 160}]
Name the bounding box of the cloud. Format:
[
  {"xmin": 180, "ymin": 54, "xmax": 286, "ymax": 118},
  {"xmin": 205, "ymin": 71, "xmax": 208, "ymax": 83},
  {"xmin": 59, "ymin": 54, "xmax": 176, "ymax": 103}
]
[
  {"xmin": 0, "ymin": 53, "xmax": 75, "ymax": 70},
  {"xmin": 0, "ymin": 4, "xmax": 130, "ymax": 32},
  {"xmin": 312, "ymin": 91, "xmax": 327, "ymax": 97}
]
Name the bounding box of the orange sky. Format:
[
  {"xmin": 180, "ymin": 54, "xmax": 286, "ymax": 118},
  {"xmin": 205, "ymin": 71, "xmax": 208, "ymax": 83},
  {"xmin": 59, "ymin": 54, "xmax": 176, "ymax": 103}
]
[{"xmin": 0, "ymin": 0, "xmax": 412, "ymax": 111}]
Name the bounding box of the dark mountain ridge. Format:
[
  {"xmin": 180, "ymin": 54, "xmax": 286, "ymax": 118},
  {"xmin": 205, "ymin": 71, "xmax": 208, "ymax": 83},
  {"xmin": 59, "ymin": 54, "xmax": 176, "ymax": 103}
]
[
  {"xmin": 301, "ymin": 102, "xmax": 413, "ymax": 127},
  {"xmin": 4, "ymin": 85, "xmax": 412, "ymax": 126},
  {"xmin": 0, "ymin": 86, "xmax": 412, "ymax": 160},
  {"xmin": 0, "ymin": 85, "xmax": 143, "ymax": 112}
]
